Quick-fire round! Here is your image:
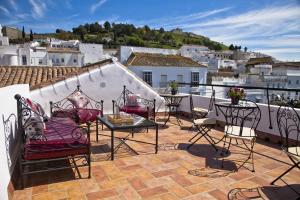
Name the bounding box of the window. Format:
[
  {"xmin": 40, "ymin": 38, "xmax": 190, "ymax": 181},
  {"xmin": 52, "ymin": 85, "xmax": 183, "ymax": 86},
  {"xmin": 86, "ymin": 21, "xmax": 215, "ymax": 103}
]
[
  {"xmin": 61, "ymin": 58, "xmax": 64, "ymax": 63},
  {"xmin": 38, "ymin": 59, "xmax": 42, "ymax": 65},
  {"xmin": 297, "ymin": 80, "xmax": 299, "ymax": 85},
  {"xmin": 277, "ymin": 83, "xmax": 280, "ymax": 88},
  {"xmin": 177, "ymin": 75, "xmax": 183, "ymax": 87},
  {"xmin": 56, "ymin": 58, "xmax": 59, "ymax": 63},
  {"xmin": 73, "ymin": 59, "xmax": 77, "ymax": 63},
  {"xmin": 191, "ymin": 72, "xmax": 199, "ymax": 86},
  {"xmin": 143, "ymin": 72, "xmax": 152, "ymax": 86},
  {"xmin": 22, "ymin": 55, "xmax": 27, "ymax": 65},
  {"xmin": 288, "ymin": 80, "xmax": 291, "ymax": 85},
  {"xmin": 160, "ymin": 75, "xmax": 167, "ymax": 87}
]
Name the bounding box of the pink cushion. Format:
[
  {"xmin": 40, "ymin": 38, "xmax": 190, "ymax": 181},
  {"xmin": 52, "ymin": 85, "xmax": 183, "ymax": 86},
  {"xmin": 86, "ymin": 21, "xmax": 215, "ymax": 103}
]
[
  {"xmin": 67, "ymin": 91, "xmax": 90, "ymax": 108},
  {"xmin": 126, "ymin": 94, "xmax": 138, "ymax": 106},
  {"xmin": 77, "ymin": 108, "xmax": 102, "ymax": 123},
  {"xmin": 120, "ymin": 106, "xmax": 148, "ymax": 118},
  {"xmin": 24, "ymin": 117, "xmax": 88, "ymax": 160}
]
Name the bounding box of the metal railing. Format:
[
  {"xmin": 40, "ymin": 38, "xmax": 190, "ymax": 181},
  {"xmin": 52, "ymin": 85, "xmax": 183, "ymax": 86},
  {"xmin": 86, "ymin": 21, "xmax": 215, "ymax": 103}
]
[{"xmin": 177, "ymin": 82, "xmax": 300, "ymax": 130}]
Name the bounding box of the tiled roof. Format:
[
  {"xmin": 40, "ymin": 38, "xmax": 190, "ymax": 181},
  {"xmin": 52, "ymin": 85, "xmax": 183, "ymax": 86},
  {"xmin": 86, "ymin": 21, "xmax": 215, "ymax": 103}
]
[
  {"xmin": 125, "ymin": 53, "xmax": 205, "ymax": 67},
  {"xmin": 0, "ymin": 59, "xmax": 112, "ymax": 90},
  {"xmin": 246, "ymin": 57, "xmax": 274, "ymax": 66},
  {"xmin": 47, "ymin": 48, "xmax": 80, "ymax": 53},
  {"xmin": 273, "ymin": 62, "xmax": 300, "ymax": 68}
]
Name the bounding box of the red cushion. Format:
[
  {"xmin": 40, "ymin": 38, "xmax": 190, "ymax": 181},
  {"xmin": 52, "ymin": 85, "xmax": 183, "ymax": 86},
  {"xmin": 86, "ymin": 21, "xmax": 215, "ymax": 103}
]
[
  {"xmin": 120, "ymin": 106, "xmax": 148, "ymax": 118},
  {"xmin": 52, "ymin": 108, "xmax": 77, "ymax": 120},
  {"xmin": 24, "ymin": 117, "xmax": 88, "ymax": 160},
  {"xmin": 77, "ymin": 108, "xmax": 102, "ymax": 123}
]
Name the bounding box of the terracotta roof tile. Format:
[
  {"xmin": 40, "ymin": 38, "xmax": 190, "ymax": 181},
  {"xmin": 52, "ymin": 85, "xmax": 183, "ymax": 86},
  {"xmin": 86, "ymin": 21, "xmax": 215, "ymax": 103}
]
[
  {"xmin": 246, "ymin": 57, "xmax": 274, "ymax": 66},
  {"xmin": 273, "ymin": 62, "xmax": 300, "ymax": 68},
  {"xmin": 125, "ymin": 53, "xmax": 205, "ymax": 68},
  {"xmin": 0, "ymin": 59, "xmax": 112, "ymax": 90}
]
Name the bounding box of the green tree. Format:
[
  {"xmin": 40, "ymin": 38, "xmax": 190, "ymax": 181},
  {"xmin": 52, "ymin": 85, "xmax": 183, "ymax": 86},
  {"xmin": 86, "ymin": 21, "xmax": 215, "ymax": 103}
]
[
  {"xmin": 229, "ymin": 44, "xmax": 234, "ymax": 50},
  {"xmin": 159, "ymin": 27, "xmax": 165, "ymax": 33},
  {"xmin": 22, "ymin": 26, "xmax": 25, "ymax": 39},
  {"xmin": 104, "ymin": 21, "xmax": 111, "ymax": 31},
  {"xmin": 244, "ymin": 47, "xmax": 248, "ymax": 52},
  {"xmin": 30, "ymin": 29, "xmax": 33, "ymax": 41}
]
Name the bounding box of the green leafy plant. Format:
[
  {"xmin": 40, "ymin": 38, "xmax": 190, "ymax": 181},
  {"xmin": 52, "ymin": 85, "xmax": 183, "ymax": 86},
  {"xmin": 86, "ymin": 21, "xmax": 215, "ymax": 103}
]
[
  {"xmin": 227, "ymin": 87, "xmax": 246, "ymax": 99},
  {"xmin": 169, "ymin": 81, "xmax": 178, "ymax": 90}
]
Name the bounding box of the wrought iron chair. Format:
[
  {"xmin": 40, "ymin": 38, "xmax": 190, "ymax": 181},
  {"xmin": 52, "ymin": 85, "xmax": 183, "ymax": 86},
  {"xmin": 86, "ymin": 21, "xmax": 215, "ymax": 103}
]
[
  {"xmin": 188, "ymin": 89, "xmax": 218, "ymax": 150},
  {"xmin": 50, "ymin": 85, "xmax": 104, "ymax": 141},
  {"xmin": 15, "ymin": 94, "xmax": 91, "ymax": 189},
  {"xmin": 271, "ymin": 105, "xmax": 300, "ymax": 195},
  {"xmin": 113, "ymin": 85, "xmax": 156, "ymax": 121},
  {"xmin": 218, "ymin": 100, "xmax": 261, "ymax": 172}
]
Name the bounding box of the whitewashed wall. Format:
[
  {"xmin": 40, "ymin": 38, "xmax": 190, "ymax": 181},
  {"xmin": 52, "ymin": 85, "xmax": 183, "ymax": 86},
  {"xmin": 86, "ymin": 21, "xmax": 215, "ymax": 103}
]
[
  {"xmin": 128, "ymin": 66, "xmax": 207, "ymax": 94},
  {"xmin": 30, "ymin": 61, "xmax": 165, "ymax": 115},
  {"xmin": 0, "ymin": 84, "xmax": 30, "ymax": 200},
  {"xmin": 79, "ymin": 43, "xmax": 103, "ymax": 65},
  {"xmin": 120, "ymin": 46, "xmax": 178, "ymax": 64},
  {"xmin": 179, "ymin": 94, "xmax": 300, "ymax": 139}
]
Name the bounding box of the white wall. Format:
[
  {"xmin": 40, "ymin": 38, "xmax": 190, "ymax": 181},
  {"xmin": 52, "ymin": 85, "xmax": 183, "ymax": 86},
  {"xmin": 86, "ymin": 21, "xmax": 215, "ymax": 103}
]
[
  {"xmin": 120, "ymin": 46, "xmax": 178, "ymax": 64},
  {"xmin": 0, "ymin": 84, "xmax": 30, "ymax": 200},
  {"xmin": 179, "ymin": 94, "xmax": 300, "ymax": 140},
  {"xmin": 79, "ymin": 43, "xmax": 103, "ymax": 65},
  {"xmin": 128, "ymin": 66, "xmax": 207, "ymax": 94},
  {"xmin": 48, "ymin": 52, "xmax": 83, "ymax": 67},
  {"xmin": 30, "ymin": 61, "xmax": 165, "ymax": 114}
]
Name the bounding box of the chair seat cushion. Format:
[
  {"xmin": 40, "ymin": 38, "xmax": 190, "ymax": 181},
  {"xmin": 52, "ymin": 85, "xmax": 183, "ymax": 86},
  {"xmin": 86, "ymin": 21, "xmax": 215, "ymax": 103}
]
[
  {"xmin": 224, "ymin": 125, "xmax": 255, "ymax": 140},
  {"xmin": 193, "ymin": 107, "xmax": 208, "ymax": 114},
  {"xmin": 194, "ymin": 118, "xmax": 216, "ymax": 125},
  {"xmin": 24, "ymin": 117, "xmax": 88, "ymax": 160},
  {"xmin": 288, "ymin": 147, "xmax": 300, "ymax": 162},
  {"xmin": 120, "ymin": 106, "xmax": 148, "ymax": 118},
  {"xmin": 52, "ymin": 108, "xmax": 77, "ymax": 120},
  {"xmin": 77, "ymin": 108, "xmax": 102, "ymax": 123}
]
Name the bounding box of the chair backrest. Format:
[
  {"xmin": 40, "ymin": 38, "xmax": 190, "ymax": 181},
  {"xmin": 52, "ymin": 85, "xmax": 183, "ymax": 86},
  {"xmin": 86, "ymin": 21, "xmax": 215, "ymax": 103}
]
[
  {"xmin": 50, "ymin": 85, "xmax": 104, "ymax": 115},
  {"xmin": 218, "ymin": 99, "xmax": 261, "ymax": 133},
  {"xmin": 114, "ymin": 85, "xmax": 156, "ymax": 119},
  {"xmin": 277, "ymin": 105, "xmax": 300, "ymax": 155},
  {"xmin": 190, "ymin": 89, "xmax": 216, "ymax": 113}
]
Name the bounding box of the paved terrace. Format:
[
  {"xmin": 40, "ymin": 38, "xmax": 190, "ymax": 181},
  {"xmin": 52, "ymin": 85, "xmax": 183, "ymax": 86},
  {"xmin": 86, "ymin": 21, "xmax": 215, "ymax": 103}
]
[{"xmin": 13, "ymin": 117, "xmax": 299, "ymax": 200}]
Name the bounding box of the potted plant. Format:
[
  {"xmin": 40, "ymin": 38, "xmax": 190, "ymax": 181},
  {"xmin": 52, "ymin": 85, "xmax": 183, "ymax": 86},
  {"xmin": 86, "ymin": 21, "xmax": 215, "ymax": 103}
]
[
  {"xmin": 227, "ymin": 87, "xmax": 246, "ymax": 105},
  {"xmin": 169, "ymin": 81, "xmax": 178, "ymax": 95}
]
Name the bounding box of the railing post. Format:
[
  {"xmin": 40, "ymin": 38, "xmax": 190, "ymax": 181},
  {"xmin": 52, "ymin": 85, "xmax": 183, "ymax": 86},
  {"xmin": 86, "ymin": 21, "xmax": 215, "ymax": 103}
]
[{"xmin": 266, "ymin": 88, "xmax": 273, "ymax": 129}]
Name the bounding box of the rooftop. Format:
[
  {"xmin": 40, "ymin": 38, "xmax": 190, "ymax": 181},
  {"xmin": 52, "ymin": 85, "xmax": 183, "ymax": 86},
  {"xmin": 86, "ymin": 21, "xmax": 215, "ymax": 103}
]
[
  {"xmin": 273, "ymin": 62, "xmax": 300, "ymax": 68},
  {"xmin": 0, "ymin": 59, "xmax": 112, "ymax": 90},
  {"xmin": 47, "ymin": 48, "xmax": 81, "ymax": 53},
  {"xmin": 246, "ymin": 57, "xmax": 274, "ymax": 66},
  {"xmin": 11, "ymin": 117, "xmax": 300, "ymax": 199},
  {"xmin": 125, "ymin": 52, "xmax": 205, "ymax": 67}
]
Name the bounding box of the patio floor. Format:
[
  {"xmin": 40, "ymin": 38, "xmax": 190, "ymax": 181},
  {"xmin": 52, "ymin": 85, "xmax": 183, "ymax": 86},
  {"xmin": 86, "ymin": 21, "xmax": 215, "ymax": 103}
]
[{"xmin": 13, "ymin": 117, "xmax": 300, "ymax": 200}]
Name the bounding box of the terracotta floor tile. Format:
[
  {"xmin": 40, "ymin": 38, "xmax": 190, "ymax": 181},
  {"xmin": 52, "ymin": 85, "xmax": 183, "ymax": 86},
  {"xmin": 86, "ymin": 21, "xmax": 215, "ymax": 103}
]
[
  {"xmin": 86, "ymin": 189, "xmax": 118, "ymax": 200},
  {"xmin": 170, "ymin": 174, "xmax": 194, "ymax": 187},
  {"xmin": 138, "ymin": 186, "xmax": 168, "ymax": 198},
  {"xmin": 208, "ymin": 189, "xmax": 227, "ymax": 200},
  {"xmin": 128, "ymin": 177, "xmax": 148, "ymax": 190}
]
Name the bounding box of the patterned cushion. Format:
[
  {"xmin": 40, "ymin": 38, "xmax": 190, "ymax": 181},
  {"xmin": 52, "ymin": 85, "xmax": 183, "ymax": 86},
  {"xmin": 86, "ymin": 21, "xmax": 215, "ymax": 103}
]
[
  {"xmin": 52, "ymin": 108, "xmax": 78, "ymax": 121},
  {"xmin": 120, "ymin": 106, "xmax": 148, "ymax": 118},
  {"xmin": 67, "ymin": 91, "xmax": 90, "ymax": 108},
  {"xmin": 77, "ymin": 108, "xmax": 102, "ymax": 123},
  {"xmin": 23, "ymin": 98, "xmax": 46, "ymax": 139},
  {"xmin": 24, "ymin": 117, "xmax": 88, "ymax": 160},
  {"xmin": 126, "ymin": 94, "xmax": 138, "ymax": 107}
]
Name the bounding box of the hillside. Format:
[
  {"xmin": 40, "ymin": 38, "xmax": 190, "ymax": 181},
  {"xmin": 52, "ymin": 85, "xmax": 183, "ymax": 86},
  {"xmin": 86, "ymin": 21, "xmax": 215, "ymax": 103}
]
[{"xmin": 34, "ymin": 22, "xmax": 228, "ymax": 50}]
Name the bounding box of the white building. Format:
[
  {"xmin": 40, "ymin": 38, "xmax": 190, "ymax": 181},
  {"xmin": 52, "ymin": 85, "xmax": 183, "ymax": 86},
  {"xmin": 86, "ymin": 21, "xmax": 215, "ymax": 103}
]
[
  {"xmin": 119, "ymin": 46, "xmax": 178, "ymax": 64},
  {"xmin": 0, "ymin": 25, "xmax": 9, "ymax": 46},
  {"xmin": 124, "ymin": 52, "xmax": 207, "ymax": 94}
]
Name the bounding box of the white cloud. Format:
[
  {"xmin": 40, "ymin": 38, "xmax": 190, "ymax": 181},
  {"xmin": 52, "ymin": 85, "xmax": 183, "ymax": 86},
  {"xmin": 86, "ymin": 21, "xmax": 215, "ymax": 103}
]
[
  {"xmin": 0, "ymin": 5, "xmax": 10, "ymax": 16},
  {"xmin": 28, "ymin": 0, "xmax": 47, "ymax": 19},
  {"xmin": 8, "ymin": 0, "xmax": 18, "ymax": 10},
  {"xmin": 90, "ymin": 0, "xmax": 108, "ymax": 14},
  {"xmin": 171, "ymin": 3, "xmax": 300, "ymax": 61}
]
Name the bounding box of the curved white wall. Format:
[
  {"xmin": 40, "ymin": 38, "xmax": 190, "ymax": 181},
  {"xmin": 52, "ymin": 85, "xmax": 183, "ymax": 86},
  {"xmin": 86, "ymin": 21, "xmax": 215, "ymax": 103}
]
[{"xmin": 30, "ymin": 61, "xmax": 165, "ymax": 115}]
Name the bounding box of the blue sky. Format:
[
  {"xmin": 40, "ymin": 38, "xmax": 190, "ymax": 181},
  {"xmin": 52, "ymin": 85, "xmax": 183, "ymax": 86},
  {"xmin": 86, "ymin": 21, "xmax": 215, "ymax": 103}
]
[{"xmin": 0, "ymin": 0, "xmax": 299, "ymax": 61}]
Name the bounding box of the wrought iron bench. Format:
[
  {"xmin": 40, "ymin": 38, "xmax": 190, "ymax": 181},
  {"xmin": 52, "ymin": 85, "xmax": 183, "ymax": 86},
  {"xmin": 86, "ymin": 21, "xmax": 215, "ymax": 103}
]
[
  {"xmin": 15, "ymin": 94, "xmax": 91, "ymax": 189},
  {"xmin": 50, "ymin": 85, "xmax": 104, "ymax": 141},
  {"xmin": 113, "ymin": 85, "xmax": 156, "ymax": 120}
]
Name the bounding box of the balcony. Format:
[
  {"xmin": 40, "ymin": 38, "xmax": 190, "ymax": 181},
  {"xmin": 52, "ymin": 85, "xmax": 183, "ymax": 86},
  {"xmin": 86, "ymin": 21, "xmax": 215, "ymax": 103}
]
[{"xmin": 9, "ymin": 116, "xmax": 299, "ymax": 199}]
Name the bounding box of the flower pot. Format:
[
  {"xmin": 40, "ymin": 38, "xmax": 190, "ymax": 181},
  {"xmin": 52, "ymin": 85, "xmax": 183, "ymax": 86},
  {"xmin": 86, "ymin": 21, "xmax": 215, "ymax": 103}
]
[
  {"xmin": 171, "ymin": 89, "xmax": 177, "ymax": 95},
  {"xmin": 231, "ymin": 97, "xmax": 239, "ymax": 105}
]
